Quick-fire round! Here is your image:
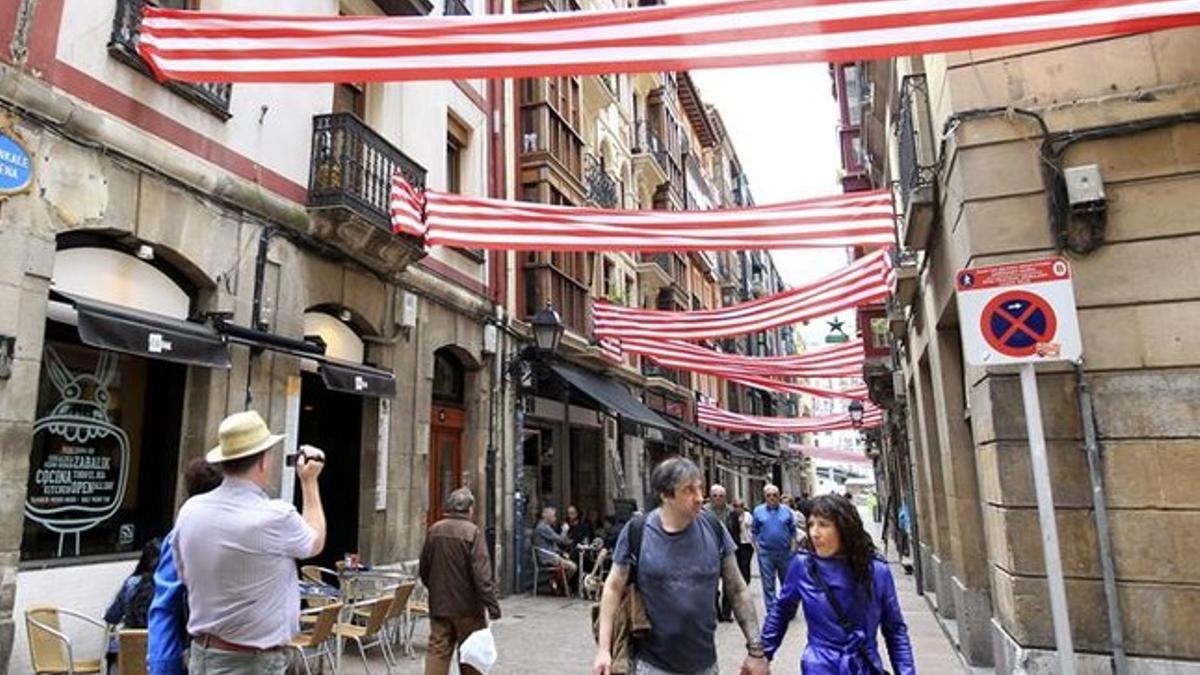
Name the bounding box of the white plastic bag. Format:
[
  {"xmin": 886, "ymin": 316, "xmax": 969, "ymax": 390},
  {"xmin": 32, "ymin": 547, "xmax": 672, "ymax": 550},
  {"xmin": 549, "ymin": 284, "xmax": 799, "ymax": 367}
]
[{"xmin": 459, "ymin": 625, "xmax": 498, "ymax": 674}]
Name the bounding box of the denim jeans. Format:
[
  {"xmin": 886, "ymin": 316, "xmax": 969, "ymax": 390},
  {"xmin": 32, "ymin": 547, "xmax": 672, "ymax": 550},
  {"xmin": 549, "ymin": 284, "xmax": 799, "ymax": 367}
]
[
  {"xmin": 757, "ymin": 549, "xmax": 792, "ymax": 610},
  {"xmin": 188, "ymin": 641, "xmax": 287, "ymax": 675}
]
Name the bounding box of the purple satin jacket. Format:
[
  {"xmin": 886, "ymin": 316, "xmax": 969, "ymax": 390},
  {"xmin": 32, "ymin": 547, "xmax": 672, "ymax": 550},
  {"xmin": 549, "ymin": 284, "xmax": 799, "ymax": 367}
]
[{"xmin": 761, "ymin": 553, "xmax": 916, "ymax": 675}]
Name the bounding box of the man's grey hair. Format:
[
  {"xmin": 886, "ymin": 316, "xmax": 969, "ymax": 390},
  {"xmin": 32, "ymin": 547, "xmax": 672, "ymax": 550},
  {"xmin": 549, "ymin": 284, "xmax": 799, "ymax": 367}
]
[
  {"xmin": 446, "ymin": 487, "xmax": 475, "ymax": 514},
  {"xmin": 763, "ymin": 484, "xmax": 781, "ymax": 497},
  {"xmin": 710, "ymin": 484, "xmax": 727, "ymax": 496},
  {"xmin": 651, "ymin": 456, "xmax": 703, "ymax": 500}
]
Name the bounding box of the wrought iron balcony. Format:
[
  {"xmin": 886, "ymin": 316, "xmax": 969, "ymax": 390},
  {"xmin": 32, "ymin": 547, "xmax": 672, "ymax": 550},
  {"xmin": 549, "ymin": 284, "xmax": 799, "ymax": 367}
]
[
  {"xmin": 307, "ymin": 113, "xmax": 428, "ymax": 274},
  {"xmin": 633, "ymin": 120, "xmax": 669, "ymax": 176},
  {"xmin": 445, "ymin": 0, "xmax": 471, "ymax": 15},
  {"xmin": 585, "ymin": 153, "xmax": 620, "ymax": 209},
  {"xmin": 642, "ymin": 360, "xmax": 686, "ymax": 387},
  {"xmin": 895, "ymin": 74, "xmax": 937, "ymax": 250},
  {"xmin": 109, "ymin": 0, "xmax": 232, "ymax": 118}
]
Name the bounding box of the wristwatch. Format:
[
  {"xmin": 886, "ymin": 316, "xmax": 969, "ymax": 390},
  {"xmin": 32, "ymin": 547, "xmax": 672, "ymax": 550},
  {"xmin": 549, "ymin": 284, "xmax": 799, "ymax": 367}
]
[{"xmin": 746, "ymin": 638, "xmax": 766, "ymax": 659}]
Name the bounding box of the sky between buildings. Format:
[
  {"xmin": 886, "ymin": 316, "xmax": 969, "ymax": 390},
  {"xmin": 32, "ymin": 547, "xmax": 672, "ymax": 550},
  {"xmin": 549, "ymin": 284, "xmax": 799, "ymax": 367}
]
[{"xmin": 690, "ymin": 62, "xmax": 857, "ymax": 347}]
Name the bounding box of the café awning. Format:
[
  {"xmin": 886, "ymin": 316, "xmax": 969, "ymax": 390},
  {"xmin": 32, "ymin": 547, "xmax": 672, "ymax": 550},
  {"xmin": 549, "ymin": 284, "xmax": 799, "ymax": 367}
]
[{"xmin": 550, "ymin": 362, "xmax": 674, "ymax": 432}]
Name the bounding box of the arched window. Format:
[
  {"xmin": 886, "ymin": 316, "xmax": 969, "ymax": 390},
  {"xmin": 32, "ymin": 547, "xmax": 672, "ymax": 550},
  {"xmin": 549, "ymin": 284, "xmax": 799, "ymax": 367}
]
[{"xmin": 432, "ymin": 349, "xmax": 465, "ymax": 405}]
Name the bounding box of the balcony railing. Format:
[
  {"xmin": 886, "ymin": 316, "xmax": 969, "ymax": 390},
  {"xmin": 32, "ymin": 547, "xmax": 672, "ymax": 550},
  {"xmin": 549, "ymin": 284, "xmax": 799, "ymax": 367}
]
[
  {"xmin": 642, "ymin": 360, "xmax": 687, "ymax": 387},
  {"xmin": 895, "ymin": 74, "xmax": 937, "ymax": 214},
  {"xmin": 308, "ymin": 113, "xmax": 427, "ymax": 230},
  {"xmin": 584, "ymin": 153, "xmax": 620, "ymax": 209},
  {"xmin": 109, "ymin": 0, "xmax": 232, "ymax": 118},
  {"xmin": 445, "ymin": 0, "xmax": 471, "ymax": 15},
  {"xmin": 524, "ymin": 263, "xmax": 590, "ymax": 336}
]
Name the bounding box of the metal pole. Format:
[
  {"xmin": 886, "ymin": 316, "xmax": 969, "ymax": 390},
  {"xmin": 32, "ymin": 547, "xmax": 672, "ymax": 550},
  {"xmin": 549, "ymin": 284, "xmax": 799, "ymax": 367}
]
[
  {"xmin": 1019, "ymin": 363, "xmax": 1077, "ymax": 675},
  {"xmin": 512, "ymin": 367, "xmax": 527, "ymax": 593},
  {"xmin": 1076, "ymin": 368, "xmax": 1128, "ymax": 675}
]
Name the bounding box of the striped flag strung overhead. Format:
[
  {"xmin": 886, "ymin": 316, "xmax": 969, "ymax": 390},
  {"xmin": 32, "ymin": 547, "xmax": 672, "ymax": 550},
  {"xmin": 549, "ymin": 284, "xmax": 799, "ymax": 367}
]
[
  {"xmin": 137, "ymin": 1, "xmax": 1200, "ymax": 84},
  {"xmin": 698, "ymin": 401, "xmax": 884, "ymax": 434},
  {"xmin": 594, "ymin": 249, "xmax": 893, "ymax": 341},
  {"xmin": 390, "ymin": 175, "xmax": 896, "ymax": 251},
  {"xmin": 618, "ymin": 337, "xmax": 867, "ymax": 378}
]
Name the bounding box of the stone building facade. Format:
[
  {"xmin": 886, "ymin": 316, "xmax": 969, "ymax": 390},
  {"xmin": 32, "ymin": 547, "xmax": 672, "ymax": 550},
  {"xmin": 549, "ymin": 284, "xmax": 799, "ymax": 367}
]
[
  {"xmin": 858, "ymin": 27, "xmax": 1200, "ymax": 673},
  {"xmin": 0, "ymin": 0, "xmax": 503, "ymax": 669}
]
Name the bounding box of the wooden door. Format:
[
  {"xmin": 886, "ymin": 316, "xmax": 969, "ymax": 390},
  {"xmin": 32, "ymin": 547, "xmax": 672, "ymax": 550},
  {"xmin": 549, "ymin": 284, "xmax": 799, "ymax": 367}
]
[{"xmin": 428, "ymin": 405, "xmax": 465, "ymax": 526}]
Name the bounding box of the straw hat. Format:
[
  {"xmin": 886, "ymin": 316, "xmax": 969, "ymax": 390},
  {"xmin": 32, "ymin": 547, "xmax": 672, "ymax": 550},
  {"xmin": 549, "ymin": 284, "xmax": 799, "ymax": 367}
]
[{"xmin": 206, "ymin": 410, "xmax": 285, "ymax": 464}]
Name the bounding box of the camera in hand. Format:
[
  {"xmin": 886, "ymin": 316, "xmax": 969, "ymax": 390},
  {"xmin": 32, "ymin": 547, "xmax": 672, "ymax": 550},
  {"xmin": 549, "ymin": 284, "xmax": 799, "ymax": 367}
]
[{"xmin": 285, "ymin": 445, "xmax": 326, "ymax": 467}]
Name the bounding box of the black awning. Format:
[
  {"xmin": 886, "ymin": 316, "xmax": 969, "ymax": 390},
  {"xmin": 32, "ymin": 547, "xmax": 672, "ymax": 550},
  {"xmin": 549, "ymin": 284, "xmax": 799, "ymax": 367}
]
[
  {"xmin": 550, "ymin": 363, "xmax": 674, "ymax": 432},
  {"xmin": 54, "ymin": 291, "xmax": 232, "ymax": 369},
  {"xmin": 672, "ymin": 419, "xmax": 756, "ymax": 460},
  {"xmin": 320, "ymin": 360, "xmax": 397, "ymax": 399}
]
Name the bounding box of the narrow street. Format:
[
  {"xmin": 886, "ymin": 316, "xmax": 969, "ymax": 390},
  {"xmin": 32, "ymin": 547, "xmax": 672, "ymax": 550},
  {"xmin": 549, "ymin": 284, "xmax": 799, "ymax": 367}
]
[{"xmin": 339, "ymin": 515, "xmax": 967, "ymax": 674}]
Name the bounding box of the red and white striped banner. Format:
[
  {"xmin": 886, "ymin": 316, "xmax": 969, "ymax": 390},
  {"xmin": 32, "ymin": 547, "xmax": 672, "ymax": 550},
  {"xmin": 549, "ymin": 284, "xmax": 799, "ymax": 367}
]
[
  {"xmin": 419, "ymin": 189, "xmax": 895, "ymax": 251},
  {"xmin": 618, "ymin": 337, "xmax": 867, "ymax": 378},
  {"xmin": 789, "ymin": 444, "xmax": 874, "ymax": 464},
  {"xmin": 594, "ymin": 249, "xmax": 893, "ymax": 340},
  {"xmin": 698, "ymin": 401, "xmax": 883, "ymax": 434},
  {"xmin": 391, "ymin": 176, "xmax": 895, "ymax": 251},
  {"xmin": 138, "ymin": 2, "xmax": 1200, "ymax": 83}
]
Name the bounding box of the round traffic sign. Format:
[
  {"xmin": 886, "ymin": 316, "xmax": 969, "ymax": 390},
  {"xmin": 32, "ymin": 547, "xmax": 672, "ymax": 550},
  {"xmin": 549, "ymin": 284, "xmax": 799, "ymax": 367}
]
[{"xmin": 980, "ymin": 291, "xmax": 1057, "ymax": 358}]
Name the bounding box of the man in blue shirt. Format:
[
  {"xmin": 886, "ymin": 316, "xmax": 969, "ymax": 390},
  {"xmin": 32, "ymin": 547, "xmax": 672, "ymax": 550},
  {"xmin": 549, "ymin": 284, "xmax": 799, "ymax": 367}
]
[
  {"xmin": 751, "ymin": 484, "xmax": 796, "ymax": 610},
  {"xmin": 147, "ymin": 458, "xmax": 222, "ymax": 675}
]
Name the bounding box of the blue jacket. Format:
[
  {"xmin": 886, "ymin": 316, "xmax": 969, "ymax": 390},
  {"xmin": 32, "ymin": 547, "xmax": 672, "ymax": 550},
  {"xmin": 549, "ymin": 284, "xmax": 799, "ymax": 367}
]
[
  {"xmin": 762, "ymin": 553, "xmax": 915, "ymax": 675},
  {"xmin": 751, "ymin": 503, "xmax": 796, "ymax": 554},
  {"xmin": 147, "ymin": 532, "xmax": 187, "ymax": 675}
]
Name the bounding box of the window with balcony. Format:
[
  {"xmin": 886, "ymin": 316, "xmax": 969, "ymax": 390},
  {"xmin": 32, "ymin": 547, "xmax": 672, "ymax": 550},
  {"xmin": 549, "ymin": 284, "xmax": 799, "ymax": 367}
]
[
  {"xmin": 334, "ymin": 83, "xmax": 367, "ymax": 119},
  {"xmin": 109, "ymin": 0, "xmax": 232, "ymax": 118},
  {"xmin": 524, "ymin": 251, "xmax": 591, "ymax": 336}
]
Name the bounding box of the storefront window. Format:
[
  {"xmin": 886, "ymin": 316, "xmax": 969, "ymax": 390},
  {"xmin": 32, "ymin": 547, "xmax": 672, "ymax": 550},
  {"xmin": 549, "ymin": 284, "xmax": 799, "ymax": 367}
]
[{"xmin": 21, "ymin": 327, "xmax": 183, "ymax": 562}]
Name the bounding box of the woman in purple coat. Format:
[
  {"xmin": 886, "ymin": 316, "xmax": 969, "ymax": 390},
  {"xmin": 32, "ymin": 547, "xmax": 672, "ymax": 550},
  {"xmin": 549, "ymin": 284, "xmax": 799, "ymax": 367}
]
[{"xmin": 760, "ymin": 495, "xmax": 916, "ymax": 674}]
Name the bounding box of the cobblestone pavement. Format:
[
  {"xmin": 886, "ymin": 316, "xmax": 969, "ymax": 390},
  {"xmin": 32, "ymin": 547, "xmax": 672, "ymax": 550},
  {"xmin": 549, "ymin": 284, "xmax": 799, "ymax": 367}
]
[{"xmin": 326, "ymin": 551, "xmax": 966, "ymax": 674}]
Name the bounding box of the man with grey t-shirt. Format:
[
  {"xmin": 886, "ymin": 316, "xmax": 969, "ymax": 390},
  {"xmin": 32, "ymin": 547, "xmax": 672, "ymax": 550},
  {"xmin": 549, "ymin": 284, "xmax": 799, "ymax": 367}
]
[{"xmin": 593, "ymin": 458, "xmax": 768, "ymax": 675}]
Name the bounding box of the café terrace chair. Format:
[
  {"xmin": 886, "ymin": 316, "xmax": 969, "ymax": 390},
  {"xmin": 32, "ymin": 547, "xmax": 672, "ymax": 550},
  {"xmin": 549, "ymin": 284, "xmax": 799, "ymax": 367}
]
[
  {"xmin": 116, "ymin": 629, "xmax": 148, "ymax": 675},
  {"xmin": 334, "ymin": 596, "xmax": 394, "ymax": 674},
  {"xmin": 25, "ymin": 605, "xmax": 105, "ymax": 675},
  {"xmin": 289, "ymin": 602, "xmax": 343, "ymax": 675},
  {"xmin": 531, "ymin": 547, "xmax": 568, "ymax": 597}
]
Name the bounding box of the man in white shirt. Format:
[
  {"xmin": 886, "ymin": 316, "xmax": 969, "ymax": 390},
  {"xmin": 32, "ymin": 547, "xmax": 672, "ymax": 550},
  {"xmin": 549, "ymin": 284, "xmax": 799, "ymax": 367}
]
[{"xmin": 174, "ymin": 410, "xmax": 327, "ymax": 675}]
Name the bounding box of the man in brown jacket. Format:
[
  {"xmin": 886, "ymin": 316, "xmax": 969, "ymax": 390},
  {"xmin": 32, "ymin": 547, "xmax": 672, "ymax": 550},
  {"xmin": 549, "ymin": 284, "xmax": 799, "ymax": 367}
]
[{"xmin": 419, "ymin": 487, "xmax": 501, "ymax": 675}]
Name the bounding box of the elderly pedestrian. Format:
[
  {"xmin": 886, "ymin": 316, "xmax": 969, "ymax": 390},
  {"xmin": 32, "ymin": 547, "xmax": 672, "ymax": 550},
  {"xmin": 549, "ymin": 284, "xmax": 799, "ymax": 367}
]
[
  {"xmin": 593, "ymin": 457, "xmax": 769, "ymax": 675},
  {"xmin": 147, "ymin": 458, "xmax": 223, "ymax": 675},
  {"xmin": 174, "ymin": 410, "xmax": 327, "ymax": 675},
  {"xmin": 419, "ymin": 488, "xmax": 502, "ymax": 675},
  {"xmin": 704, "ymin": 484, "xmax": 734, "ymax": 622},
  {"xmin": 752, "ymin": 484, "xmax": 797, "ymax": 610}
]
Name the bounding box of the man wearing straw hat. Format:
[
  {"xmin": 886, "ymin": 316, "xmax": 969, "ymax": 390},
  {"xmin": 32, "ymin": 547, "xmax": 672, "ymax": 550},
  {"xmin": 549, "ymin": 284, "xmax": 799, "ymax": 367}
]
[{"xmin": 174, "ymin": 410, "xmax": 327, "ymax": 674}]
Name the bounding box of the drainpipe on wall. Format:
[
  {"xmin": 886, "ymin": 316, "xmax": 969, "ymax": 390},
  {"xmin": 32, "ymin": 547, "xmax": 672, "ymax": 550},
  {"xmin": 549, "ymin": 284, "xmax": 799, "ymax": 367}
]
[
  {"xmin": 245, "ymin": 225, "xmax": 277, "ymax": 410},
  {"xmin": 1075, "ymin": 366, "xmax": 1128, "ymax": 675}
]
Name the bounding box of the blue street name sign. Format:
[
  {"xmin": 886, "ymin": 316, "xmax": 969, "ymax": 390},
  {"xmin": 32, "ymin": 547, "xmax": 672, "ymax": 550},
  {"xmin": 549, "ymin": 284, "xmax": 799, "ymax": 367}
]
[{"xmin": 0, "ymin": 131, "xmax": 33, "ymax": 194}]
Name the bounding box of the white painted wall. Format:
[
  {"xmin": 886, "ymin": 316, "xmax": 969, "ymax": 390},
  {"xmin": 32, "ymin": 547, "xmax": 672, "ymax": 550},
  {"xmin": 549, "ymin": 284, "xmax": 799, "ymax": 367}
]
[{"xmin": 11, "ymin": 560, "xmax": 138, "ymax": 674}]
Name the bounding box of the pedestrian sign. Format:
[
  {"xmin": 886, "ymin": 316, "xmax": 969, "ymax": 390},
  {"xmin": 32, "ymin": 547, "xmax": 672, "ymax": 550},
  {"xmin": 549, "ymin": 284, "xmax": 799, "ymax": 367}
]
[{"xmin": 955, "ymin": 257, "xmax": 1082, "ymax": 366}]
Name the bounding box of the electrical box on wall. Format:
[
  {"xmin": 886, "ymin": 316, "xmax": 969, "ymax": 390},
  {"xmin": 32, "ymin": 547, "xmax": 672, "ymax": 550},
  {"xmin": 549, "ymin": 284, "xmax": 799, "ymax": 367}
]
[
  {"xmin": 398, "ymin": 292, "xmax": 418, "ymax": 328},
  {"xmin": 1064, "ymin": 164, "xmax": 1105, "ymax": 205},
  {"xmin": 482, "ymin": 324, "xmax": 498, "ymax": 355}
]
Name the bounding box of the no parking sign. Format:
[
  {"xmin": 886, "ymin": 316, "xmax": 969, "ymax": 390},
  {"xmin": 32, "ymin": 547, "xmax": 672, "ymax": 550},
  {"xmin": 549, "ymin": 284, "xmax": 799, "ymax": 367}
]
[{"xmin": 955, "ymin": 257, "xmax": 1082, "ymax": 366}]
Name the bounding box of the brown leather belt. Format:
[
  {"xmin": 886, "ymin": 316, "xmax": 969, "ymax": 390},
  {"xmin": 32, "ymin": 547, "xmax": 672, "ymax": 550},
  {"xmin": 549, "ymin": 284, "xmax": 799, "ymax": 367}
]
[{"xmin": 192, "ymin": 633, "xmax": 282, "ymax": 653}]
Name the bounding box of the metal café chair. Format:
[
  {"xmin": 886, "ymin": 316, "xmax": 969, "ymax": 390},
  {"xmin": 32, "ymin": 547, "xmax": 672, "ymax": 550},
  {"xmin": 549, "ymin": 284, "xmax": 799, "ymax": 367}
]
[
  {"xmin": 25, "ymin": 605, "xmax": 106, "ymax": 675},
  {"xmin": 289, "ymin": 602, "xmax": 343, "ymax": 675},
  {"xmin": 333, "ymin": 597, "xmax": 394, "ymax": 674}
]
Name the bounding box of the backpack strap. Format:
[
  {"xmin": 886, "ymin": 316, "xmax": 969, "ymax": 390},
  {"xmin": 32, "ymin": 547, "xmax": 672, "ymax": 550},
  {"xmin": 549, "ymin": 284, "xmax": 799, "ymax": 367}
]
[
  {"xmin": 698, "ymin": 509, "xmax": 728, "ymax": 557},
  {"xmin": 626, "ymin": 514, "xmax": 646, "ymax": 586}
]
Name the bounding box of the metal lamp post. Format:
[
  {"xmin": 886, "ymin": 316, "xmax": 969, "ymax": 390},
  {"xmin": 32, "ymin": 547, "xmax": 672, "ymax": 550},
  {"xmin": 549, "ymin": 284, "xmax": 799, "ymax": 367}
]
[{"xmin": 511, "ymin": 302, "xmax": 564, "ymax": 593}]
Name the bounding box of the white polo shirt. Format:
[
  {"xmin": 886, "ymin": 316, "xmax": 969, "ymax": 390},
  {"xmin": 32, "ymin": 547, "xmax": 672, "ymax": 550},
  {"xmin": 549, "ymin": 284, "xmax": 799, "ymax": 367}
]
[{"xmin": 174, "ymin": 476, "xmax": 316, "ymax": 649}]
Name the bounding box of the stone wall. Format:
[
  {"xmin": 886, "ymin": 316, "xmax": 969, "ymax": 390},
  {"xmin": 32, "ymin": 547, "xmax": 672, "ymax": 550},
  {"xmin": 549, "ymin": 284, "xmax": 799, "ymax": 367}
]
[{"xmin": 902, "ymin": 27, "xmax": 1200, "ymax": 668}]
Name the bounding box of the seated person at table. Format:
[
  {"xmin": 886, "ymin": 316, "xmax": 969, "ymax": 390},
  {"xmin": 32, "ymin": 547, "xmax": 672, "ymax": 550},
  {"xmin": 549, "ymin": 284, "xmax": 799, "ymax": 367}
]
[
  {"xmin": 565, "ymin": 505, "xmax": 594, "ymax": 547},
  {"xmin": 532, "ymin": 507, "xmax": 578, "ymax": 592},
  {"xmin": 105, "ymin": 538, "xmax": 161, "ymax": 673}
]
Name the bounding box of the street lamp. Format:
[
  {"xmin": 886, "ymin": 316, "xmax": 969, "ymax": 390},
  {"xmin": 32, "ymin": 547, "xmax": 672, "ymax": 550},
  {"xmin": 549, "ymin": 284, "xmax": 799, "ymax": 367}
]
[
  {"xmin": 848, "ymin": 400, "xmax": 865, "ymax": 428},
  {"xmin": 530, "ymin": 302, "xmax": 565, "ymax": 355},
  {"xmin": 510, "ymin": 302, "xmax": 565, "ymax": 593}
]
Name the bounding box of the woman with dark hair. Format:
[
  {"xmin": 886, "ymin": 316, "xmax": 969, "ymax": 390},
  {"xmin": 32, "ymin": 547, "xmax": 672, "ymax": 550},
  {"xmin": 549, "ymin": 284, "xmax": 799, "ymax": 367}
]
[
  {"xmin": 759, "ymin": 494, "xmax": 915, "ymax": 674},
  {"xmin": 104, "ymin": 537, "xmax": 162, "ymax": 672}
]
